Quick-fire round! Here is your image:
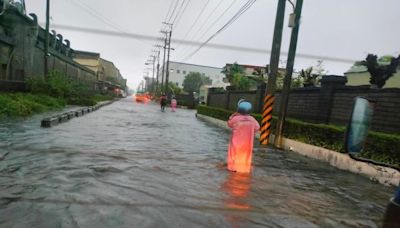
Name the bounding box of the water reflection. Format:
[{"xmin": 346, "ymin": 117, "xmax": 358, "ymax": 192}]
[{"xmin": 221, "ymin": 172, "xmax": 252, "ymax": 226}]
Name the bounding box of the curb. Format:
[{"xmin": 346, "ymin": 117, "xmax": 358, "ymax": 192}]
[
  {"xmin": 41, "ymin": 99, "xmax": 116, "ymax": 128},
  {"xmin": 196, "ymin": 113, "xmax": 400, "ymax": 186}
]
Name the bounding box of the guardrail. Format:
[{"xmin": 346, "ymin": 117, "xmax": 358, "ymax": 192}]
[{"xmin": 40, "ymin": 100, "xmax": 115, "ymax": 128}]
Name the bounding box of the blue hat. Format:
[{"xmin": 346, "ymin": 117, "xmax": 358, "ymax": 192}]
[
  {"xmin": 238, "ymin": 101, "xmax": 252, "ymax": 111},
  {"xmin": 237, "ymin": 101, "xmax": 252, "ymax": 114}
]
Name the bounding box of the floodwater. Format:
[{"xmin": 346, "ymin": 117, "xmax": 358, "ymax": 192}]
[{"xmin": 0, "ymin": 97, "xmax": 395, "ymax": 227}]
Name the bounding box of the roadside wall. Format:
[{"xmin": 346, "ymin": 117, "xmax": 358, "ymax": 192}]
[
  {"xmin": 207, "ymin": 76, "xmax": 400, "ymax": 134},
  {"xmin": 0, "ymin": 7, "xmax": 97, "ymax": 91}
]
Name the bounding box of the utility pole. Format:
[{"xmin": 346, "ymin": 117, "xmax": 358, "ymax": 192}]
[
  {"xmin": 160, "ymin": 34, "xmax": 167, "ymax": 94},
  {"xmin": 260, "ymin": 0, "xmax": 287, "ymax": 145},
  {"xmin": 153, "ymin": 49, "xmax": 161, "ymax": 94},
  {"xmin": 150, "ymin": 55, "xmax": 156, "ymax": 95},
  {"xmin": 163, "ymin": 22, "xmax": 173, "ymax": 96},
  {"xmin": 145, "ymin": 56, "xmax": 156, "ymax": 95},
  {"xmin": 275, "ymin": 0, "xmax": 304, "ymax": 148},
  {"xmin": 44, "ymin": 0, "xmax": 50, "ymax": 77}
]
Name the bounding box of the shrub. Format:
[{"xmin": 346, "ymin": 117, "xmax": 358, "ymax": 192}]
[
  {"xmin": 0, "ymin": 93, "xmax": 65, "ymax": 117},
  {"xmin": 197, "ymin": 105, "xmax": 400, "ymax": 168},
  {"xmin": 27, "ymin": 70, "xmax": 114, "ymax": 107}
]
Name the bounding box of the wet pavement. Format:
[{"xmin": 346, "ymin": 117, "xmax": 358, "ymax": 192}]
[{"xmin": 0, "ymin": 97, "xmax": 396, "ymax": 227}]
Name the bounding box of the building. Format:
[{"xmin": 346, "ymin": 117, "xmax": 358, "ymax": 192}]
[
  {"xmin": 73, "ymin": 50, "xmax": 127, "ymax": 90},
  {"xmin": 73, "ymin": 50, "xmax": 104, "ymax": 81},
  {"xmin": 345, "ymin": 65, "xmax": 400, "ymax": 88},
  {"xmin": 102, "ymin": 59, "xmax": 127, "ymax": 88},
  {"xmin": 223, "ymin": 63, "xmax": 267, "ymax": 77},
  {"xmin": 159, "ymin": 61, "xmax": 228, "ymax": 88}
]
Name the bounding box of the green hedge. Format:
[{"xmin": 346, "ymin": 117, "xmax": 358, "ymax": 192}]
[
  {"xmin": 197, "ymin": 105, "xmax": 400, "ymax": 168},
  {"xmin": 0, "ymin": 93, "xmax": 65, "ymax": 117}
]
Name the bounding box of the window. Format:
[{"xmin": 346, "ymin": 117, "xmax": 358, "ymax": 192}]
[
  {"xmin": 183, "ymin": 70, "xmax": 186, "ymax": 74},
  {"xmin": 177, "ymin": 70, "xmax": 180, "ymax": 74},
  {"xmin": 176, "ymin": 82, "xmax": 179, "ymax": 86}
]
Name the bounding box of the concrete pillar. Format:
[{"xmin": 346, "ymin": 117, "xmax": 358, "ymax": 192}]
[
  {"xmin": 255, "ymin": 83, "xmax": 266, "ymax": 113},
  {"xmin": 225, "ymin": 86, "xmax": 235, "ymax": 110},
  {"xmin": 319, "ymin": 75, "xmax": 347, "ymax": 123}
]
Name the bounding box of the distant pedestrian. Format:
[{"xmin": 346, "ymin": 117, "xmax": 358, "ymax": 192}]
[
  {"xmin": 160, "ymin": 94, "xmax": 167, "ymax": 112},
  {"xmin": 171, "ymin": 97, "xmax": 177, "ymax": 112},
  {"xmin": 227, "ymin": 100, "xmax": 260, "ymax": 173}
]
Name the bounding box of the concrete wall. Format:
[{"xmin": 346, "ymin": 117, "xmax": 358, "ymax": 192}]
[
  {"xmin": 0, "ymin": 7, "xmax": 97, "ymax": 90},
  {"xmin": 207, "ymin": 78, "xmax": 400, "ymax": 134}
]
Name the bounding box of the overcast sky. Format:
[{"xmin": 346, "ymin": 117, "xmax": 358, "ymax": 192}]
[{"xmin": 26, "ymin": 0, "xmax": 400, "ymax": 89}]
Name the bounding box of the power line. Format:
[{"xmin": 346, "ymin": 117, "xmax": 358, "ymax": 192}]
[
  {"xmin": 180, "ymin": 0, "xmax": 257, "ymax": 61},
  {"xmin": 167, "ymin": 0, "xmax": 181, "ymax": 23},
  {"xmin": 46, "ymin": 24, "xmax": 357, "ymax": 64},
  {"xmin": 172, "ymin": 0, "xmax": 187, "ymax": 24},
  {"xmin": 174, "ymin": 0, "xmax": 211, "ymax": 50},
  {"xmin": 67, "ymin": 0, "xmax": 151, "ymax": 45},
  {"xmin": 176, "ymin": 0, "xmax": 239, "ymax": 60},
  {"xmin": 184, "ymin": 0, "xmax": 226, "ymax": 44},
  {"xmin": 197, "ymin": 0, "xmax": 239, "ymax": 43},
  {"xmin": 173, "ymin": 0, "xmax": 191, "ymax": 29},
  {"xmin": 164, "ymin": 0, "xmax": 176, "ymax": 22}
]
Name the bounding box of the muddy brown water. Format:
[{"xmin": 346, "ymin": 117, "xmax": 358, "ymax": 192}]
[{"xmin": 0, "ymin": 98, "xmax": 395, "ymax": 227}]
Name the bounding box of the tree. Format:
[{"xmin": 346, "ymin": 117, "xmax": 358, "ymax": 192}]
[
  {"xmin": 182, "ymin": 72, "xmax": 212, "ymax": 93},
  {"xmin": 221, "ymin": 62, "xmax": 245, "ymax": 84},
  {"xmin": 232, "ymin": 73, "xmax": 252, "ymax": 91},
  {"xmin": 299, "ymin": 67, "xmax": 319, "ymax": 87},
  {"xmin": 359, "ymin": 54, "xmax": 400, "ymax": 88},
  {"xmin": 167, "ymin": 82, "xmax": 182, "ymax": 95}
]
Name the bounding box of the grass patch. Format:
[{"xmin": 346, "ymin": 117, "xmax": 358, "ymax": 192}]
[
  {"xmin": 1, "ymin": 71, "xmax": 115, "ymax": 118},
  {"xmin": 197, "ymin": 105, "xmax": 400, "ymax": 168},
  {"xmin": 0, "ymin": 93, "xmax": 65, "ymax": 117}
]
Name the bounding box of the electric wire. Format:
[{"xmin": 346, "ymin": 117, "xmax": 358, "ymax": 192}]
[
  {"xmin": 48, "ymin": 24, "xmax": 356, "ymax": 64},
  {"xmin": 67, "ymin": 0, "xmax": 151, "ymax": 45},
  {"xmin": 180, "ymin": 0, "xmax": 257, "ymax": 62},
  {"xmin": 174, "ymin": 0, "xmax": 211, "ymax": 50},
  {"xmin": 176, "ymin": 0, "xmax": 239, "ymax": 60},
  {"xmin": 167, "ymin": 0, "xmax": 180, "ymax": 23},
  {"xmin": 173, "ymin": 0, "xmax": 191, "ymax": 29},
  {"xmin": 164, "ymin": 0, "xmax": 176, "ymax": 22},
  {"xmin": 176, "ymin": 0, "xmax": 227, "ymax": 58},
  {"xmin": 172, "ymin": 0, "xmax": 186, "ymax": 24}
]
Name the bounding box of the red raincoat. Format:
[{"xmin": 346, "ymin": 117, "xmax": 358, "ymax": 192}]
[{"xmin": 227, "ymin": 113, "xmax": 260, "ymax": 173}]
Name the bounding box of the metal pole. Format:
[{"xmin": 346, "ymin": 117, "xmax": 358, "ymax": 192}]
[
  {"xmin": 260, "ymin": 0, "xmax": 286, "ymax": 145},
  {"xmin": 274, "ymin": 0, "xmax": 304, "ymax": 148},
  {"xmin": 156, "ymin": 50, "xmax": 160, "ymax": 94},
  {"xmin": 151, "ymin": 55, "xmax": 156, "ymax": 95},
  {"xmin": 165, "ymin": 30, "xmax": 172, "ymax": 95},
  {"xmin": 161, "ymin": 36, "xmax": 167, "ymax": 94},
  {"xmin": 44, "ymin": 0, "xmax": 50, "ymax": 77}
]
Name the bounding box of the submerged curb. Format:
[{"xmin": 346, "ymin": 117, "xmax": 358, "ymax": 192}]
[
  {"xmin": 41, "ymin": 99, "xmax": 116, "ymax": 128},
  {"xmin": 196, "ymin": 113, "xmax": 400, "ymax": 186}
]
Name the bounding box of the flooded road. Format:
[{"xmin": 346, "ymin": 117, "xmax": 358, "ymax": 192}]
[{"xmin": 0, "ymin": 98, "xmax": 395, "ymax": 227}]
